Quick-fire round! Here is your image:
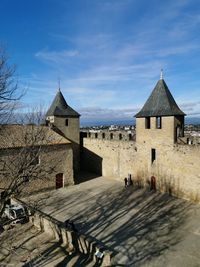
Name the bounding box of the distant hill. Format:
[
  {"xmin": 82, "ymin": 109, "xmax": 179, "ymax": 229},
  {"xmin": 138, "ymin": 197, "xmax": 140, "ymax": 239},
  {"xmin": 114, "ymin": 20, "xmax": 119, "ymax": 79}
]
[
  {"xmin": 185, "ymin": 117, "xmax": 200, "ymax": 125},
  {"xmin": 80, "ymin": 119, "xmax": 135, "ymax": 127},
  {"xmin": 2, "ymin": 112, "xmax": 199, "ymax": 127}
]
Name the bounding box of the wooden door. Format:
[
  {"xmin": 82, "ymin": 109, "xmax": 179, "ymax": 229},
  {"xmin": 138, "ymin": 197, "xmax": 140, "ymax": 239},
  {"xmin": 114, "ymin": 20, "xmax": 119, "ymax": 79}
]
[
  {"xmin": 151, "ymin": 176, "xmax": 156, "ymax": 191},
  {"xmin": 56, "ymin": 173, "xmax": 63, "ymax": 189}
]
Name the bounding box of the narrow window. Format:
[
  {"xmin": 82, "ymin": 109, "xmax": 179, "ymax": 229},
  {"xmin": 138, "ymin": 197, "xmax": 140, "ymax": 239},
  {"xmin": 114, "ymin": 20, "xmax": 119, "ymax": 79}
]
[
  {"xmin": 145, "ymin": 117, "xmax": 151, "ymax": 129},
  {"xmin": 110, "ymin": 133, "xmax": 113, "ymax": 139},
  {"xmin": 95, "ymin": 133, "xmax": 98, "ymax": 138},
  {"xmin": 156, "ymin": 116, "xmax": 162, "ymax": 129},
  {"xmin": 151, "ymin": 148, "xmax": 156, "ymax": 164},
  {"xmin": 102, "ymin": 133, "xmax": 105, "ymax": 139},
  {"xmin": 119, "ymin": 133, "xmax": 122, "ymax": 140}
]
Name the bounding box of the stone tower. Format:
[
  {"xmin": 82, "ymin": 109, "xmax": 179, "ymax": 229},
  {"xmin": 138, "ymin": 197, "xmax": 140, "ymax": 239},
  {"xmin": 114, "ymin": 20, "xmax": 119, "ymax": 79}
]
[
  {"xmin": 135, "ymin": 73, "xmax": 185, "ymax": 169},
  {"xmin": 135, "ymin": 74, "xmax": 185, "ymax": 146},
  {"xmin": 46, "ymin": 89, "xmax": 80, "ymax": 174}
]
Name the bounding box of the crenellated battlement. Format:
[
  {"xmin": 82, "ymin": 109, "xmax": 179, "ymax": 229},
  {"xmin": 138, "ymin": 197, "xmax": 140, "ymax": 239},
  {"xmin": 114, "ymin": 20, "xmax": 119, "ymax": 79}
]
[
  {"xmin": 81, "ymin": 130, "xmax": 200, "ymax": 147},
  {"xmin": 178, "ymin": 136, "xmax": 200, "ymax": 146},
  {"xmin": 81, "ymin": 131, "xmax": 136, "ymax": 142}
]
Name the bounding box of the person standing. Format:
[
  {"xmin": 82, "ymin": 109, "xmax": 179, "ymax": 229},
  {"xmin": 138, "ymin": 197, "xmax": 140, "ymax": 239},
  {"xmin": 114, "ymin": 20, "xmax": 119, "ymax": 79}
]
[{"xmin": 124, "ymin": 177, "xmax": 128, "ymax": 188}]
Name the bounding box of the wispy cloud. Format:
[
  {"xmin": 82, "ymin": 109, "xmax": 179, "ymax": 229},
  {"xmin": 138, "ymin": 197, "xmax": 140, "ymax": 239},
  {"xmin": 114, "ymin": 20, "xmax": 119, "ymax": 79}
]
[
  {"xmin": 79, "ymin": 106, "xmax": 138, "ymax": 121},
  {"xmin": 180, "ymin": 101, "xmax": 200, "ymax": 116},
  {"xmin": 17, "ymin": 0, "xmax": 200, "ymax": 121},
  {"xmin": 35, "ymin": 49, "xmax": 79, "ymax": 63}
]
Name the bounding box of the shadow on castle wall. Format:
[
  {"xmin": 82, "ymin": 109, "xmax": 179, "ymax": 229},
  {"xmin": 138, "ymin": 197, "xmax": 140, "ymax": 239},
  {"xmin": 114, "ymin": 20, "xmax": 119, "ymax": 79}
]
[
  {"xmin": 76, "ymin": 147, "xmax": 102, "ymax": 183},
  {"xmin": 81, "ymin": 147, "xmax": 102, "ymax": 175},
  {"xmin": 134, "ymin": 168, "xmax": 200, "ymax": 203}
]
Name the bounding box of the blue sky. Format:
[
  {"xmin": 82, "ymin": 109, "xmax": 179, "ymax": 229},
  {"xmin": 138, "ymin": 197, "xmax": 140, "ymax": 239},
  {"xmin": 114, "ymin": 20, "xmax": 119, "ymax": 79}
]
[{"xmin": 1, "ymin": 0, "xmax": 200, "ymax": 123}]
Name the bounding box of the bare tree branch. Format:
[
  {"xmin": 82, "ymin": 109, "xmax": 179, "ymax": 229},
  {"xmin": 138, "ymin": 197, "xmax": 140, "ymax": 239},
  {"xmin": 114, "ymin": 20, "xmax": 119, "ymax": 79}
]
[
  {"xmin": 0, "ymin": 46, "xmax": 24, "ymax": 124},
  {"xmin": 0, "ymin": 110, "xmax": 68, "ymax": 218}
]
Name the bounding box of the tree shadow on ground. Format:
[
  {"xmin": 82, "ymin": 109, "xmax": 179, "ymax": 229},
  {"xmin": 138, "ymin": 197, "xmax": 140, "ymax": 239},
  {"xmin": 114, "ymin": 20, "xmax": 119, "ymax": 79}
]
[
  {"xmin": 25, "ymin": 183, "xmax": 192, "ymax": 266},
  {"xmin": 22, "ymin": 239, "xmax": 103, "ymax": 267},
  {"xmin": 0, "ymin": 223, "xmax": 44, "ymax": 265},
  {"xmin": 72, "ymin": 188, "xmax": 191, "ymax": 266}
]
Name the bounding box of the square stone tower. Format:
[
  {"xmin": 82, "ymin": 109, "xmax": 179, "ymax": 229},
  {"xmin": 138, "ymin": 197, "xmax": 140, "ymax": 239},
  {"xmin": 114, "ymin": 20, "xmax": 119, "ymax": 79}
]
[
  {"xmin": 135, "ymin": 72, "xmax": 185, "ymax": 170},
  {"xmin": 46, "ymin": 89, "xmax": 80, "ymax": 175}
]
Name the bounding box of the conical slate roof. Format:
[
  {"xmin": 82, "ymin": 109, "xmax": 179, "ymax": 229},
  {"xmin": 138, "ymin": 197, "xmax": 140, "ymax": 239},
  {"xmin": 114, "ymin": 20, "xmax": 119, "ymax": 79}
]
[
  {"xmin": 135, "ymin": 79, "xmax": 185, "ymax": 118},
  {"xmin": 46, "ymin": 90, "xmax": 80, "ymax": 118}
]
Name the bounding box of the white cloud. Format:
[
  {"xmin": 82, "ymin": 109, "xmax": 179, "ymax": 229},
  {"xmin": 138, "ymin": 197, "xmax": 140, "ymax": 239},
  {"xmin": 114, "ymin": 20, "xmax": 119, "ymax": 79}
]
[
  {"xmin": 35, "ymin": 49, "xmax": 79, "ymax": 63},
  {"xmin": 180, "ymin": 101, "xmax": 200, "ymax": 116},
  {"xmin": 79, "ymin": 106, "xmax": 138, "ymax": 121}
]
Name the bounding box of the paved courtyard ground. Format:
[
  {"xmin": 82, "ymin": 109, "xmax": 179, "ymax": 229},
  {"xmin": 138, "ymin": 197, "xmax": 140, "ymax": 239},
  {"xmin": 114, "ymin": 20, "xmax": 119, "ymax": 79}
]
[{"xmin": 26, "ymin": 176, "xmax": 200, "ymax": 266}]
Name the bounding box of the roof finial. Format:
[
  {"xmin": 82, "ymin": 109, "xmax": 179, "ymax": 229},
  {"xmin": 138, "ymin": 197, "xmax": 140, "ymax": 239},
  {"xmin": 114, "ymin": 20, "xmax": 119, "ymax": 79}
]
[
  {"xmin": 58, "ymin": 77, "xmax": 61, "ymax": 91},
  {"xmin": 160, "ymin": 69, "xmax": 163, "ymax": 80}
]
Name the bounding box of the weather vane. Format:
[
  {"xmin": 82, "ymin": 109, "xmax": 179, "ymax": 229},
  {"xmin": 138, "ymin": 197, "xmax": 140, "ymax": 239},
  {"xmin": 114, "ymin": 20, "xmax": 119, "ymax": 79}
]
[
  {"xmin": 160, "ymin": 69, "xmax": 163, "ymax": 80},
  {"xmin": 58, "ymin": 77, "xmax": 61, "ymax": 91}
]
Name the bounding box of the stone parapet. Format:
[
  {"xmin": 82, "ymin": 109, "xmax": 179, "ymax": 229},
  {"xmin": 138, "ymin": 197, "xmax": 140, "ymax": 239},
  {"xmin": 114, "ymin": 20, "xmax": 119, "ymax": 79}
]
[
  {"xmin": 16, "ymin": 198, "xmax": 113, "ymax": 266},
  {"xmin": 82, "ymin": 131, "xmax": 136, "ymax": 142}
]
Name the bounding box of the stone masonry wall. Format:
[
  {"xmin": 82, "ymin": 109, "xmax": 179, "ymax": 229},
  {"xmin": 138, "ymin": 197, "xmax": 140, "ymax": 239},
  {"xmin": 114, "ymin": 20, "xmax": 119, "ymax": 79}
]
[
  {"xmin": 82, "ymin": 135, "xmax": 137, "ymax": 179},
  {"xmin": 82, "ymin": 134, "xmax": 200, "ymax": 202},
  {"xmin": 0, "ymin": 143, "xmax": 74, "ymax": 195}
]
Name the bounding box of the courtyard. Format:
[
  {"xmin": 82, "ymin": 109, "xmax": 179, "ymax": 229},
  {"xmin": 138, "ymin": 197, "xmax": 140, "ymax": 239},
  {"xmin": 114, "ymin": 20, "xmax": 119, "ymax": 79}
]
[{"xmin": 25, "ymin": 176, "xmax": 200, "ymax": 266}]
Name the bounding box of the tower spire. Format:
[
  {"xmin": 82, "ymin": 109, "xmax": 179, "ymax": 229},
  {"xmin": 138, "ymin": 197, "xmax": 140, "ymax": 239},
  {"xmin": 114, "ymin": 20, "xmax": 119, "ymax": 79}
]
[
  {"xmin": 58, "ymin": 77, "xmax": 61, "ymax": 91},
  {"xmin": 160, "ymin": 69, "xmax": 163, "ymax": 80}
]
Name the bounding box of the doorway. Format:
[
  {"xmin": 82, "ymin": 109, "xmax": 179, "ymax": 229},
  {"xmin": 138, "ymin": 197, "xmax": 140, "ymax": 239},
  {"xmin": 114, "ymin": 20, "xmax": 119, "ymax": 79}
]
[
  {"xmin": 150, "ymin": 176, "xmax": 156, "ymax": 191},
  {"xmin": 56, "ymin": 173, "xmax": 64, "ymax": 189}
]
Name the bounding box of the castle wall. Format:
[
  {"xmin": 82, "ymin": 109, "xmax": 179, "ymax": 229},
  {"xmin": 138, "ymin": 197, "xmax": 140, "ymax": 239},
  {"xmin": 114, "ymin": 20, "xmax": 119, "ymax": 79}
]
[
  {"xmin": 82, "ymin": 133, "xmax": 200, "ymax": 202},
  {"xmin": 82, "ymin": 132, "xmax": 138, "ymax": 180},
  {"xmin": 0, "ymin": 143, "xmax": 74, "ymax": 196},
  {"xmin": 82, "ymin": 137, "xmax": 137, "ymax": 179}
]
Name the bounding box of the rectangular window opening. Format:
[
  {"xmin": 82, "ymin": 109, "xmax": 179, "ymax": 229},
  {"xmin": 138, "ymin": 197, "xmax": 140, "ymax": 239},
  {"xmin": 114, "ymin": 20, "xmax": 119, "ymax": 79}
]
[
  {"xmin": 145, "ymin": 117, "xmax": 151, "ymax": 129},
  {"xmin": 65, "ymin": 119, "xmax": 68, "ymax": 126},
  {"xmin": 151, "ymin": 148, "xmax": 156, "ymax": 164},
  {"xmin": 156, "ymin": 116, "xmax": 162, "ymax": 129}
]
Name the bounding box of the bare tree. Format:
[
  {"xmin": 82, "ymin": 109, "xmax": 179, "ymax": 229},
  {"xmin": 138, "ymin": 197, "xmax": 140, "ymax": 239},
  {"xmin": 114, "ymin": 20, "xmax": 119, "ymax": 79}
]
[
  {"xmin": 0, "ymin": 49, "xmax": 71, "ymax": 221},
  {"xmin": 0, "ymin": 49, "xmax": 61, "ymax": 219},
  {"xmin": 0, "ymin": 46, "xmax": 22, "ymax": 124},
  {"xmin": 0, "ymin": 111, "xmax": 70, "ymax": 219}
]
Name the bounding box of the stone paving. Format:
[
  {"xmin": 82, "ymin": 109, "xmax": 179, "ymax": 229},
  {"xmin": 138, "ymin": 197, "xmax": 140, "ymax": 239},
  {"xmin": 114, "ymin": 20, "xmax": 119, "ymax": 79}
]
[{"xmin": 27, "ymin": 176, "xmax": 200, "ymax": 266}]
